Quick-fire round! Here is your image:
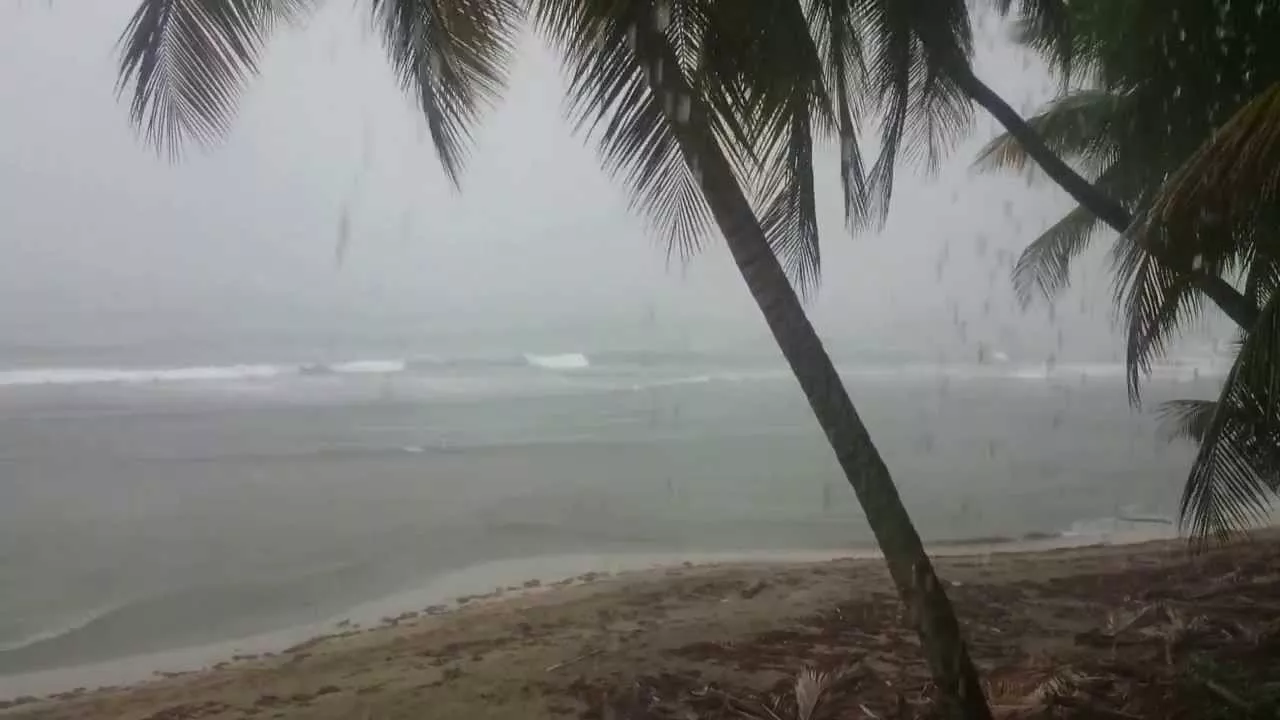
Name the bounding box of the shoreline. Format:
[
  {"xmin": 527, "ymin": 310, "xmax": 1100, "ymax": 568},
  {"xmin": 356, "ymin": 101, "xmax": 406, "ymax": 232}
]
[{"xmin": 0, "ymin": 526, "xmax": 1177, "ymax": 702}]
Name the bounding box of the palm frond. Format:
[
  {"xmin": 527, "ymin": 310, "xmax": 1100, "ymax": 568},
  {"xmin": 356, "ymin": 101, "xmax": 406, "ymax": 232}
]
[
  {"xmin": 1139, "ymin": 84, "xmax": 1280, "ymax": 260},
  {"xmin": 371, "ymin": 0, "xmax": 523, "ymax": 186},
  {"xmin": 742, "ymin": 1, "xmax": 831, "ymax": 298},
  {"xmin": 901, "ymin": 0, "xmax": 974, "ymax": 175},
  {"xmin": 971, "ymin": 89, "xmax": 1121, "ymax": 177},
  {"xmin": 1245, "ymin": 249, "xmax": 1280, "ymax": 309},
  {"xmin": 1112, "ymin": 230, "xmax": 1203, "ymax": 406},
  {"xmin": 995, "ymin": 0, "xmax": 1072, "ymax": 81},
  {"xmin": 905, "ymin": 40, "xmax": 973, "ymax": 173},
  {"xmin": 862, "ymin": 5, "xmax": 909, "ymax": 227},
  {"xmin": 1011, "ymin": 203, "xmax": 1102, "ymax": 306},
  {"xmin": 117, "ymin": 0, "xmax": 312, "ymax": 157},
  {"xmin": 755, "ymin": 96, "xmax": 821, "ymax": 298},
  {"xmin": 531, "ymin": 0, "xmax": 717, "ymax": 262},
  {"xmin": 1158, "ymin": 398, "xmax": 1218, "ymax": 444},
  {"xmin": 792, "ymin": 666, "xmax": 846, "ymax": 720},
  {"xmin": 861, "ymin": 0, "xmax": 973, "ymax": 224},
  {"xmin": 806, "ymin": 0, "xmax": 872, "ymax": 232},
  {"xmin": 1178, "ymin": 294, "xmax": 1280, "ymax": 541}
]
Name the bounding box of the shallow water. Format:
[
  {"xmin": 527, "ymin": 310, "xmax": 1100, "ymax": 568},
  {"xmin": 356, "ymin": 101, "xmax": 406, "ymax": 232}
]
[{"xmin": 0, "ymin": 349, "xmax": 1218, "ymax": 679}]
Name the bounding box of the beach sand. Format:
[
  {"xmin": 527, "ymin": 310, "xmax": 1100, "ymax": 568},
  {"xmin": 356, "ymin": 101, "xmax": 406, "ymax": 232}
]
[{"xmin": 2, "ymin": 531, "xmax": 1278, "ymax": 719}]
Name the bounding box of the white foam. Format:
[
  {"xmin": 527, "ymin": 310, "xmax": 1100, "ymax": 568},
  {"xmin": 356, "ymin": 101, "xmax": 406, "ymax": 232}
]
[
  {"xmin": 1062, "ymin": 514, "xmax": 1178, "ymax": 538},
  {"xmin": 0, "ymin": 604, "xmax": 123, "ymax": 654},
  {"xmin": 0, "ymin": 358, "xmax": 411, "ymax": 389},
  {"xmin": 0, "ymin": 353, "xmax": 1229, "ymax": 391},
  {"xmin": 524, "ymin": 352, "xmax": 590, "ymax": 370},
  {"xmin": 327, "ymin": 360, "xmax": 407, "ymax": 374},
  {"xmin": 0, "ymin": 364, "xmax": 285, "ymax": 387}
]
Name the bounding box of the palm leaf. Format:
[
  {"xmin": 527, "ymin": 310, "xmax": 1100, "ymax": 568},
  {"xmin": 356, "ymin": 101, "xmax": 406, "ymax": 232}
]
[
  {"xmin": 1011, "ymin": 203, "xmax": 1103, "ymax": 307},
  {"xmin": 1112, "ymin": 230, "xmax": 1204, "ymax": 406},
  {"xmin": 861, "ymin": 3, "xmax": 910, "ymax": 227},
  {"xmin": 971, "ymin": 89, "xmax": 1121, "ymax": 178},
  {"xmin": 806, "ymin": 0, "xmax": 872, "ymax": 232},
  {"xmin": 900, "ymin": 0, "xmax": 974, "ymax": 175},
  {"xmin": 1177, "ymin": 293, "xmax": 1280, "ymax": 542},
  {"xmin": 755, "ymin": 95, "xmax": 822, "ymax": 298},
  {"xmin": 531, "ymin": 0, "xmax": 717, "ymax": 262},
  {"xmin": 995, "ymin": 0, "xmax": 1073, "ymax": 81},
  {"xmin": 861, "ymin": 0, "xmax": 973, "ymax": 225},
  {"xmin": 370, "ymin": 0, "xmax": 523, "ymax": 186},
  {"xmin": 1158, "ymin": 399, "xmax": 1218, "ymax": 444},
  {"xmin": 1139, "ymin": 83, "xmax": 1280, "ymax": 262},
  {"xmin": 1245, "ymin": 248, "xmax": 1280, "ymax": 309},
  {"xmin": 744, "ymin": 1, "xmax": 831, "ymax": 298},
  {"xmin": 117, "ymin": 0, "xmax": 312, "ymax": 157}
]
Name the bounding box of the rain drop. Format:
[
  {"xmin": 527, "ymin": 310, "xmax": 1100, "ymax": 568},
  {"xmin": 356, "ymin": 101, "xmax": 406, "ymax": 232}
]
[
  {"xmin": 653, "ymin": 0, "xmax": 671, "ymax": 32},
  {"xmin": 675, "ymin": 93, "xmax": 691, "ymax": 124}
]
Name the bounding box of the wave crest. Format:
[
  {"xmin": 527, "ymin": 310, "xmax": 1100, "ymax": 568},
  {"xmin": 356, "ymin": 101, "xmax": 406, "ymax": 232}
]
[{"xmin": 523, "ymin": 353, "xmax": 590, "ymax": 370}]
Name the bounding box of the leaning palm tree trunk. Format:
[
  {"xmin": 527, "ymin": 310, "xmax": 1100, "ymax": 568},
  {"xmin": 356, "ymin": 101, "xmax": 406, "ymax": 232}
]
[
  {"xmin": 943, "ymin": 57, "xmax": 1260, "ymax": 329},
  {"xmin": 632, "ymin": 30, "xmax": 992, "ymax": 720}
]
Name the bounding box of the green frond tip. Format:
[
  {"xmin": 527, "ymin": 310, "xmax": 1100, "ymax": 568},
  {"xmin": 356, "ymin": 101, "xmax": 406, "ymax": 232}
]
[
  {"xmin": 117, "ymin": 0, "xmax": 313, "ymax": 158},
  {"xmin": 371, "ymin": 0, "xmax": 523, "ymax": 186}
]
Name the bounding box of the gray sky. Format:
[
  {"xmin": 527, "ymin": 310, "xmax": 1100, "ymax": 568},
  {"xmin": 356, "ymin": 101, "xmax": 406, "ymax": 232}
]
[{"xmin": 0, "ymin": 1, "xmax": 1225, "ymax": 362}]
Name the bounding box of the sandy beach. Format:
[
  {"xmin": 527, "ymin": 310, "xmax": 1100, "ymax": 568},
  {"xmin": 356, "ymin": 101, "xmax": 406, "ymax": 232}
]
[{"xmin": 2, "ymin": 530, "xmax": 1277, "ymax": 719}]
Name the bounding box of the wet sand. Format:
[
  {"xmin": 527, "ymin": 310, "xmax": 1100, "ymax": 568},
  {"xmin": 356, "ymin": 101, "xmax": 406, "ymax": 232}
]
[{"xmin": 2, "ymin": 530, "xmax": 1277, "ymax": 719}]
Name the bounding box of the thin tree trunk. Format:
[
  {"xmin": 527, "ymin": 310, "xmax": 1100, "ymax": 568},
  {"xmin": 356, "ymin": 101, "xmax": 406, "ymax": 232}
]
[
  {"xmin": 634, "ymin": 26, "xmax": 992, "ymax": 720},
  {"xmin": 947, "ymin": 61, "xmax": 1261, "ymax": 330}
]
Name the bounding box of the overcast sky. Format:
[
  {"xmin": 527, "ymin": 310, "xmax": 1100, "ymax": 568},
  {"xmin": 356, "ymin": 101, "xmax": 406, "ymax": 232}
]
[{"xmin": 0, "ymin": 1, "xmax": 1226, "ymax": 362}]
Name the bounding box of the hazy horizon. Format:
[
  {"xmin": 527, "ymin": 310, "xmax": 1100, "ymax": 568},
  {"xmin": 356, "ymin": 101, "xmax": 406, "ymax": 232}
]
[{"xmin": 0, "ymin": 1, "xmax": 1234, "ymax": 367}]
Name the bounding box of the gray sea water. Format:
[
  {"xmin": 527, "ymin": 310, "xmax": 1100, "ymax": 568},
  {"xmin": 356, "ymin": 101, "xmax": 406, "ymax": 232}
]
[{"xmin": 0, "ymin": 343, "xmax": 1223, "ymax": 680}]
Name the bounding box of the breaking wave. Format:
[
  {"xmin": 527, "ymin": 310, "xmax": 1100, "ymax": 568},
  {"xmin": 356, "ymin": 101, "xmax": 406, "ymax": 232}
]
[
  {"xmin": 0, "ymin": 351, "xmax": 596, "ymax": 388},
  {"xmin": 0, "ymin": 349, "xmax": 1227, "ymax": 389},
  {"xmin": 522, "ymin": 353, "xmax": 590, "ymax": 370}
]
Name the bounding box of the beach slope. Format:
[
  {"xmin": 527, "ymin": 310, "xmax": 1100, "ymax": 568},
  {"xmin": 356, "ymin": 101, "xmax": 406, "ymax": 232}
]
[{"xmin": 3, "ymin": 534, "xmax": 1279, "ymax": 719}]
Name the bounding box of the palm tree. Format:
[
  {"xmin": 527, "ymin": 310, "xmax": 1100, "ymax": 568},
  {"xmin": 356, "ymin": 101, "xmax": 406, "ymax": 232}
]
[
  {"xmin": 1135, "ymin": 85, "xmax": 1280, "ymax": 542},
  {"xmin": 113, "ymin": 0, "xmax": 995, "ymax": 716},
  {"xmin": 968, "ymin": 1, "xmax": 1266, "ymax": 335},
  {"xmin": 974, "ymin": 0, "xmax": 1278, "ymax": 370},
  {"xmin": 971, "ymin": 0, "xmax": 1280, "ymax": 540}
]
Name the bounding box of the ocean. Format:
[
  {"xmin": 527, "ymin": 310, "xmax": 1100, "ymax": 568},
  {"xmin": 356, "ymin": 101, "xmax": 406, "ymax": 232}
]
[{"xmin": 0, "ymin": 342, "xmax": 1224, "ymax": 685}]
